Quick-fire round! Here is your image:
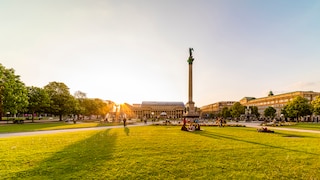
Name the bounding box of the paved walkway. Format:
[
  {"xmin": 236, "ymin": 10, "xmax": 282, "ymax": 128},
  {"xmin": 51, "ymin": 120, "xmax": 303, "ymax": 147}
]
[{"xmin": 1, "ymin": 121, "xmax": 319, "ymax": 138}]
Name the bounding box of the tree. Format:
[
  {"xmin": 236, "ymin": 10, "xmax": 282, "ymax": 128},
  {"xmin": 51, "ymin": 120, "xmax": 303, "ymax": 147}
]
[
  {"xmin": 27, "ymin": 86, "xmax": 50, "ymax": 122},
  {"xmin": 281, "ymin": 108, "xmax": 288, "ymax": 119},
  {"xmin": 250, "ymin": 106, "xmax": 260, "ymax": 118},
  {"xmin": 44, "ymin": 82, "xmax": 76, "ymax": 121},
  {"xmin": 69, "ymin": 96, "xmax": 81, "ymax": 123},
  {"xmin": 81, "ymin": 98, "xmax": 111, "ymax": 120},
  {"xmin": 282, "ymin": 96, "xmax": 312, "ymax": 121},
  {"xmin": 82, "ymin": 98, "xmax": 96, "ymax": 118},
  {"xmin": 74, "ymin": 90, "xmax": 87, "ymax": 120},
  {"xmin": 264, "ymin": 106, "xmax": 276, "ymax": 119},
  {"xmin": 221, "ymin": 107, "xmax": 231, "ymax": 119},
  {"xmin": 311, "ymin": 96, "xmax": 320, "ymax": 115},
  {"xmin": 93, "ymin": 98, "xmax": 110, "ymax": 118},
  {"xmin": 230, "ymin": 102, "xmax": 245, "ymax": 118},
  {"xmin": 0, "ymin": 64, "xmax": 29, "ymax": 120}
]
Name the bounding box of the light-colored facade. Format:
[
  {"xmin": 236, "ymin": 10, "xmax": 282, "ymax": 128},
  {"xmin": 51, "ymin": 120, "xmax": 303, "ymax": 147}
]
[
  {"xmin": 200, "ymin": 101, "xmax": 236, "ymax": 118},
  {"xmin": 125, "ymin": 101, "xmax": 185, "ymax": 119},
  {"xmin": 200, "ymin": 91, "xmax": 320, "ymax": 119},
  {"xmin": 240, "ymin": 91, "xmax": 320, "ymax": 117}
]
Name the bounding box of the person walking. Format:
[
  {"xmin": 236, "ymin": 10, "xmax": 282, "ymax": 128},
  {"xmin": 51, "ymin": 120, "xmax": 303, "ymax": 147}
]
[{"xmin": 123, "ymin": 118, "xmax": 127, "ymax": 127}]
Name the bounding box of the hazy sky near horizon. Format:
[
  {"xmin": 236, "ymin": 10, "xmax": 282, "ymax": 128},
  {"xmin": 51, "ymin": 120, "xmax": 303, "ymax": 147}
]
[{"xmin": 1, "ymin": 0, "xmax": 320, "ymax": 106}]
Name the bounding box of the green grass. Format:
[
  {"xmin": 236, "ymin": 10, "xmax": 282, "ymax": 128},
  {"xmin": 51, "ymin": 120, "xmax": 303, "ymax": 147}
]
[
  {"xmin": 278, "ymin": 122, "xmax": 320, "ymax": 131},
  {"xmin": 0, "ymin": 122, "xmax": 120, "ymax": 133},
  {"xmin": 0, "ymin": 126, "xmax": 319, "ymax": 179}
]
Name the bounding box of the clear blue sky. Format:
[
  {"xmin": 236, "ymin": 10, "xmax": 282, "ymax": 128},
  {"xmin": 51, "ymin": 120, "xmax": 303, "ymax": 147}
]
[{"xmin": 1, "ymin": 0, "xmax": 320, "ymax": 106}]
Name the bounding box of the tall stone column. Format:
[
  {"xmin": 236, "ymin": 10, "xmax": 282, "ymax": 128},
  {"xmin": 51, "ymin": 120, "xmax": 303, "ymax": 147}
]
[
  {"xmin": 184, "ymin": 48, "xmax": 198, "ymax": 118},
  {"xmin": 188, "ymin": 60, "xmax": 193, "ymax": 103}
]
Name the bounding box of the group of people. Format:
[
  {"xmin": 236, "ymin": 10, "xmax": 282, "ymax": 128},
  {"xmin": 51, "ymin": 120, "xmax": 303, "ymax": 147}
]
[
  {"xmin": 257, "ymin": 126, "xmax": 274, "ymax": 133},
  {"xmin": 216, "ymin": 118, "xmax": 226, "ymax": 127},
  {"xmin": 181, "ymin": 118, "xmax": 201, "ymax": 131}
]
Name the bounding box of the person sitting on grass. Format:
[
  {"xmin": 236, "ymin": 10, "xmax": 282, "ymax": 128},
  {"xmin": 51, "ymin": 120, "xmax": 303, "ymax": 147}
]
[
  {"xmin": 188, "ymin": 124, "xmax": 195, "ymax": 132},
  {"xmin": 195, "ymin": 123, "xmax": 201, "ymax": 131},
  {"xmin": 257, "ymin": 126, "xmax": 274, "ymax": 133},
  {"xmin": 181, "ymin": 124, "xmax": 188, "ymax": 131}
]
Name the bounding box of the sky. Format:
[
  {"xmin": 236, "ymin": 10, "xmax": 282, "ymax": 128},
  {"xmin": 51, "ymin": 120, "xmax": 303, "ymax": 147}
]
[{"xmin": 1, "ymin": 0, "xmax": 320, "ymax": 107}]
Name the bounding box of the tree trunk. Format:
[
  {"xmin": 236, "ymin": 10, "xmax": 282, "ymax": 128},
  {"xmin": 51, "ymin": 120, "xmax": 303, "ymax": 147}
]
[{"xmin": 59, "ymin": 114, "xmax": 62, "ymax": 121}]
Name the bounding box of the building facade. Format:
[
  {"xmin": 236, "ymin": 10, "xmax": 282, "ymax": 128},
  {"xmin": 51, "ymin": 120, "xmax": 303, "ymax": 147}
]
[
  {"xmin": 240, "ymin": 91, "xmax": 320, "ymax": 117},
  {"xmin": 125, "ymin": 101, "xmax": 185, "ymax": 119},
  {"xmin": 200, "ymin": 91, "xmax": 320, "ymax": 120},
  {"xmin": 200, "ymin": 101, "xmax": 236, "ymax": 118}
]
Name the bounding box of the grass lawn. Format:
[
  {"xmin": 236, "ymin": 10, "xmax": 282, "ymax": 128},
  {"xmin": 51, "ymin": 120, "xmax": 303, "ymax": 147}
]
[
  {"xmin": 0, "ymin": 122, "xmax": 121, "ymax": 133},
  {"xmin": 278, "ymin": 122, "xmax": 320, "ymax": 131},
  {"xmin": 0, "ymin": 126, "xmax": 319, "ymax": 179}
]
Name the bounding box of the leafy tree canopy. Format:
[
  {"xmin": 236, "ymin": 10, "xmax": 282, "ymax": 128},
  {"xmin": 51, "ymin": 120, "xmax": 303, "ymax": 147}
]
[
  {"xmin": 73, "ymin": 91, "xmax": 87, "ymax": 117},
  {"xmin": 221, "ymin": 107, "xmax": 231, "ymax": 118},
  {"xmin": 250, "ymin": 106, "xmax": 260, "ymax": 117},
  {"xmin": 311, "ymin": 96, "xmax": 320, "ymax": 115},
  {"xmin": 282, "ymin": 96, "xmax": 312, "ymax": 119},
  {"xmin": 0, "ymin": 64, "xmax": 28, "ymax": 120},
  {"xmin": 82, "ymin": 98, "xmax": 111, "ymax": 117},
  {"xmin": 44, "ymin": 82, "xmax": 76, "ymax": 120},
  {"xmin": 230, "ymin": 102, "xmax": 245, "ymax": 118},
  {"xmin": 264, "ymin": 106, "xmax": 276, "ymax": 118},
  {"xmin": 27, "ymin": 86, "xmax": 50, "ymax": 121}
]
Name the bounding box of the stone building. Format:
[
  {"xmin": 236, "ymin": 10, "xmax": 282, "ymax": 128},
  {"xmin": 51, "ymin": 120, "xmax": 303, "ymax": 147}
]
[
  {"xmin": 240, "ymin": 91, "xmax": 320, "ymax": 117},
  {"xmin": 125, "ymin": 101, "xmax": 185, "ymax": 119},
  {"xmin": 199, "ymin": 91, "xmax": 320, "ymax": 119},
  {"xmin": 200, "ymin": 101, "xmax": 236, "ymax": 118}
]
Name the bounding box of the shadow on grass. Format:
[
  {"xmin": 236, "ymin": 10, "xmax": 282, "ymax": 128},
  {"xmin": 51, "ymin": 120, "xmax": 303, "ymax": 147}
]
[
  {"xmin": 194, "ymin": 130, "xmax": 319, "ymax": 156},
  {"xmin": 240, "ymin": 127, "xmax": 317, "ymax": 138},
  {"xmin": 124, "ymin": 127, "xmax": 130, "ymax": 136},
  {"xmin": 273, "ymin": 131, "xmax": 313, "ymax": 138},
  {"xmin": 10, "ymin": 129, "xmax": 116, "ymax": 179}
]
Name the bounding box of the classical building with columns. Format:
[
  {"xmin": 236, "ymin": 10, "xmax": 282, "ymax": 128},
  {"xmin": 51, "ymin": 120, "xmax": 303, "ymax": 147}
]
[
  {"xmin": 240, "ymin": 91, "xmax": 320, "ymax": 117},
  {"xmin": 123, "ymin": 101, "xmax": 185, "ymax": 119}
]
